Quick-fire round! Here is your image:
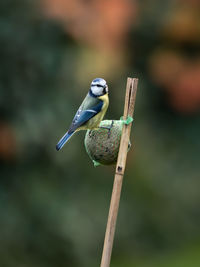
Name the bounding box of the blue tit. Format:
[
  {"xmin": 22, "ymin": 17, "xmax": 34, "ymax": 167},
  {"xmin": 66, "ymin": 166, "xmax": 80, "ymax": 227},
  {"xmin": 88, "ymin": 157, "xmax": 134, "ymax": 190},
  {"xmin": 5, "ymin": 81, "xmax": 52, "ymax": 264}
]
[{"xmin": 56, "ymin": 78, "xmax": 109, "ymax": 151}]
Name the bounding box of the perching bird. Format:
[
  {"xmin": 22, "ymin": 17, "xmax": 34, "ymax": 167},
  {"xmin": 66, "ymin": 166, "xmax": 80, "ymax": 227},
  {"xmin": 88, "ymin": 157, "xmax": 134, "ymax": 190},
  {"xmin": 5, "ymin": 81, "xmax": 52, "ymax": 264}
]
[{"xmin": 56, "ymin": 78, "xmax": 109, "ymax": 151}]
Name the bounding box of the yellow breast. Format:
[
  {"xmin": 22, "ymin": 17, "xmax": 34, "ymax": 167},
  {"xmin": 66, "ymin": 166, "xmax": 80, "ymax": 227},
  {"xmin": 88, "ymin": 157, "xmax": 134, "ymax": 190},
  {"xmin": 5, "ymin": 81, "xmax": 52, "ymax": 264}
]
[
  {"xmin": 98, "ymin": 93, "xmax": 109, "ymax": 111},
  {"xmin": 78, "ymin": 93, "xmax": 109, "ymax": 131}
]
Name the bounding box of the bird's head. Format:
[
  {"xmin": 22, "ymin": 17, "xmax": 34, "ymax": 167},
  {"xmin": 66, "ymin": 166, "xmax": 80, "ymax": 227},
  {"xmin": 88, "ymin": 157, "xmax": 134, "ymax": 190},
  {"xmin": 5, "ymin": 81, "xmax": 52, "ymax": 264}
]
[{"xmin": 89, "ymin": 78, "xmax": 108, "ymax": 97}]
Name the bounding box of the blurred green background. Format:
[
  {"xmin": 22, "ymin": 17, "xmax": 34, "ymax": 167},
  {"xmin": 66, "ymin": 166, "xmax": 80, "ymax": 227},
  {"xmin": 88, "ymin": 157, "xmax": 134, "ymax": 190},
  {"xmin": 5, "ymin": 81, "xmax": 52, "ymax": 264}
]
[{"xmin": 1, "ymin": 0, "xmax": 200, "ymax": 266}]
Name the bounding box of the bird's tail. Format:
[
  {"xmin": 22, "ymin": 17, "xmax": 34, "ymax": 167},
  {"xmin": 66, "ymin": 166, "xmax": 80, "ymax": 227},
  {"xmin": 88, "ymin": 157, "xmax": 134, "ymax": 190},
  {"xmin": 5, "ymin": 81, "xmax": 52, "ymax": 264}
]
[{"xmin": 56, "ymin": 131, "xmax": 75, "ymax": 151}]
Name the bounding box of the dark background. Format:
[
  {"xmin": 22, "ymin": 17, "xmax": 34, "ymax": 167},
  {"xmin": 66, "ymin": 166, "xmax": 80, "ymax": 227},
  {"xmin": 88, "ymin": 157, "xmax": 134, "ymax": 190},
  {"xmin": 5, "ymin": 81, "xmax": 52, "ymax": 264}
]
[{"xmin": 1, "ymin": 0, "xmax": 200, "ymax": 266}]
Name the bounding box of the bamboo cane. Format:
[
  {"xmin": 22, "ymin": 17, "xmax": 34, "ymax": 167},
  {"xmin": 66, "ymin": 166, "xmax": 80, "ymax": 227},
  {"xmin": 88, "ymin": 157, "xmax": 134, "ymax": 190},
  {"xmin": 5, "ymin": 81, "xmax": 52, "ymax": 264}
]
[{"xmin": 100, "ymin": 77, "xmax": 138, "ymax": 267}]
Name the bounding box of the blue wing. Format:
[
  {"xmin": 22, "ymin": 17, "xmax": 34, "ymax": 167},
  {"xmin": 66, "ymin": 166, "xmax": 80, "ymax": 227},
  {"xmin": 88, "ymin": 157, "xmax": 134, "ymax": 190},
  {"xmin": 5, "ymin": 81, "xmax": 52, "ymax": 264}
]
[
  {"xmin": 56, "ymin": 98, "xmax": 103, "ymax": 151},
  {"xmin": 68, "ymin": 100, "xmax": 103, "ymax": 133}
]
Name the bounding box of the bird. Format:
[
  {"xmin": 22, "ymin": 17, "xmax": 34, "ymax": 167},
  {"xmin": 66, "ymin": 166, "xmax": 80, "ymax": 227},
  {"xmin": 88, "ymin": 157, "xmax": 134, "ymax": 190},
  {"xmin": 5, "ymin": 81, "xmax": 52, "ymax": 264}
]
[{"xmin": 56, "ymin": 78, "xmax": 109, "ymax": 151}]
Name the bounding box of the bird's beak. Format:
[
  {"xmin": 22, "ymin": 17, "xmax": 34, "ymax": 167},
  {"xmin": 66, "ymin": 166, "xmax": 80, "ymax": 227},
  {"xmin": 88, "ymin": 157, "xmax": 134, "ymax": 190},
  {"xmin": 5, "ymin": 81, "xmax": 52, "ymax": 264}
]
[{"xmin": 105, "ymin": 85, "xmax": 108, "ymax": 94}]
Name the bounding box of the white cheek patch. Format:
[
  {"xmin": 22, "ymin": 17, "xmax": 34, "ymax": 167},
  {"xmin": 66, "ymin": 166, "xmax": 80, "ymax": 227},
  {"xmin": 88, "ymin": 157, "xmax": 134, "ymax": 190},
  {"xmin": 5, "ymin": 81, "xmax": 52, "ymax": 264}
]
[{"xmin": 91, "ymin": 86, "xmax": 103, "ymax": 96}]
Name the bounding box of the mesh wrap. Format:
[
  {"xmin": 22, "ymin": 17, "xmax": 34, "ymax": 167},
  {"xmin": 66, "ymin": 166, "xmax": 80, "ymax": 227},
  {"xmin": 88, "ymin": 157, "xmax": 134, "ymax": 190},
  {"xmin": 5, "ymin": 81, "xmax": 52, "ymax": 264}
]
[{"xmin": 84, "ymin": 119, "xmax": 131, "ymax": 166}]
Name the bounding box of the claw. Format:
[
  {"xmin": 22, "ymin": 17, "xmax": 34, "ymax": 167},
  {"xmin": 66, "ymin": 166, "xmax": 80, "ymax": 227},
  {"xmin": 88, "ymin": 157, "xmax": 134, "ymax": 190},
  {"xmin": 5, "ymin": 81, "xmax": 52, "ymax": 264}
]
[{"xmin": 108, "ymin": 120, "xmax": 114, "ymax": 138}]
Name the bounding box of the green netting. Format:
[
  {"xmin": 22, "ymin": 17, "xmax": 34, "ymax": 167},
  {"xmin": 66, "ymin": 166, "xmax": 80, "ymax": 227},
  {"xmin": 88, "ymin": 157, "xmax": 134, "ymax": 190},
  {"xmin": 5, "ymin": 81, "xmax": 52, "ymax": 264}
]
[{"xmin": 84, "ymin": 117, "xmax": 133, "ymax": 166}]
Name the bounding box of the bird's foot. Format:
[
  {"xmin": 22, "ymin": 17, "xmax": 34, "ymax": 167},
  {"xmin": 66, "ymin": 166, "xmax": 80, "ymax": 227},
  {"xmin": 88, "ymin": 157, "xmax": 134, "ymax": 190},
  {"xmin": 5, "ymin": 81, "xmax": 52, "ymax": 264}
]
[{"xmin": 99, "ymin": 120, "xmax": 114, "ymax": 138}]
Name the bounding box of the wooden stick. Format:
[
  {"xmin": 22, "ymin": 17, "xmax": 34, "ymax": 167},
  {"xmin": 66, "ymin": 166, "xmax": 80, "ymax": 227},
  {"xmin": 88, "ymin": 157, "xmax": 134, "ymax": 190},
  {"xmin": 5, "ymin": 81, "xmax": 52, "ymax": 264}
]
[{"xmin": 100, "ymin": 78, "xmax": 138, "ymax": 267}]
